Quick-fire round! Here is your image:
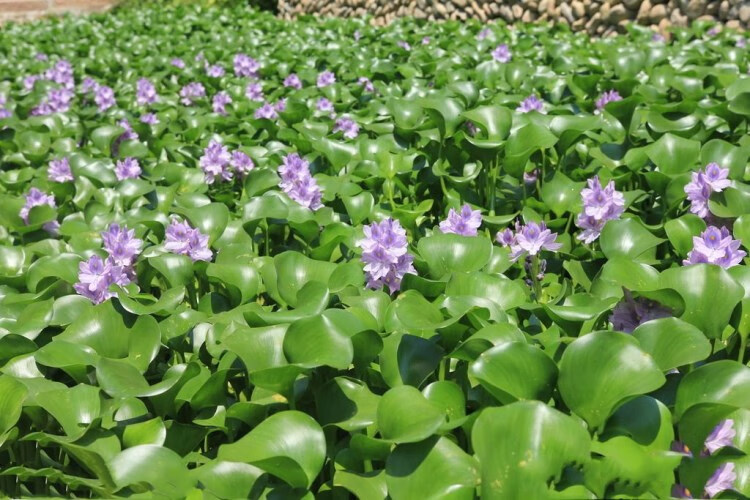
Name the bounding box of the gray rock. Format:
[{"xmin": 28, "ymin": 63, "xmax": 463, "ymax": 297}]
[{"xmin": 740, "ymin": 4, "xmax": 750, "ymax": 22}]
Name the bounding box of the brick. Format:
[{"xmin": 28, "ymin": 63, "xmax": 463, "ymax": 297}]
[
  {"xmin": 52, "ymin": 0, "xmax": 115, "ymax": 7},
  {"xmin": 0, "ymin": 1, "xmax": 49, "ymax": 12}
]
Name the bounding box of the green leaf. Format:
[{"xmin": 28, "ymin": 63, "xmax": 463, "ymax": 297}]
[
  {"xmin": 376, "ymin": 386, "xmax": 445, "ymax": 443},
  {"xmin": 631, "ymin": 318, "xmax": 711, "ymax": 371},
  {"xmin": 646, "ymin": 133, "xmax": 700, "ymax": 175},
  {"xmin": 109, "ymin": 444, "xmax": 192, "ymax": 497},
  {"xmin": 674, "ymin": 360, "xmax": 750, "ymax": 420},
  {"xmin": 417, "ymin": 233, "xmax": 492, "ymax": 279},
  {"xmin": 315, "ymin": 377, "xmax": 380, "ymax": 431},
  {"xmin": 599, "ymin": 218, "xmax": 664, "ymax": 261}
]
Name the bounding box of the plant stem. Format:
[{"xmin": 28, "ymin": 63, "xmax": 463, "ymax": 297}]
[{"xmin": 531, "ymin": 255, "xmax": 542, "ymax": 300}]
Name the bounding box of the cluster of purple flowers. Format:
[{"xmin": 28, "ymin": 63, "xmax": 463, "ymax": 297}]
[
  {"xmin": 317, "ymin": 70, "xmax": 336, "ymax": 88},
  {"xmin": 171, "ymin": 58, "xmax": 186, "ymax": 69},
  {"xmin": 397, "ymin": 40, "xmax": 411, "ymax": 51},
  {"xmin": 358, "ymin": 77, "xmax": 375, "ymax": 93},
  {"xmin": 31, "ymin": 88, "xmax": 74, "ymax": 115},
  {"xmin": 575, "ymin": 176, "xmax": 625, "ymax": 244},
  {"xmin": 672, "ymin": 420, "xmax": 737, "ymax": 498},
  {"xmin": 254, "ymin": 102, "xmax": 279, "ymax": 120},
  {"xmin": 491, "ymin": 44, "xmax": 511, "ymax": 63},
  {"xmin": 205, "ymin": 64, "xmax": 225, "ymax": 78},
  {"xmin": 48, "ymin": 157, "xmax": 74, "ymax": 183},
  {"xmin": 496, "ymin": 221, "xmax": 562, "ymax": 262},
  {"xmin": 439, "ymin": 204, "xmax": 482, "ymax": 236},
  {"xmin": 164, "ymin": 218, "xmax": 212, "ymax": 262},
  {"xmin": 136, "ymin": 78, "xmax": 158, "ymax": 106},
  {"xmin": 684, "ymin": 163, "xmax": 731, "ymax": 219},
  {"xmin": 0, "ymin": 93, "xmax": 11, "ymax": 119},
  {"xmin": 44, "ymin": 60, "xmax": 75, "ymax": 89},
  {"xmin": 199, "ymin": 140, "xmax": 254, "ymax": 184},
  {"xmin": 234, "ymin": 53, "xmax": 260, "ymax": 78},
  {"xmin": 19, "ymin": 188, "xmax": 56, "ymax": 225},
  {"xmin": 357, "ymin": 218, "xmax": 415, "ymax": 293},
  {"xmin": 180, "ymin": 82, "xmax": 206, "ymax": 105},
  {"xmin": 517, "ymin": 95, "xmax": 544, "ymax": 113},
  {"xmin": 284, "ymin": 73, "xmax": 302, "ymax": 89},
  {"xmin": 610, "ymin": 290, "xmax": 671, "ymax": 333},
  {"xmin": 333, "ymin": 117, "xmax": 359, "ymax": 139},
  {"xmin": 594, "ymin": 90, "xmax": 622, "ymax": 113},
  {"xmin": 683, "ymin": 226, "xmax": 746, "ymax": 269},
  {"xmin": 140, "ymin": 112, "xmax": 159, "ymax": 125},
  {"xmin": 246, "ymin": 82, "xmax": 264, "ymax": 101},
  {"xmin": 278, "ymin": 153, "xmax": 323, "ymax": 210},
  {"xmin": 212, "ymin": 91, "xmax": 232, "ymax": 115},
  {"xmin": 317, "ymin": 97, "xmax": 334, "ymax": 115},
  {"xmin": 94, "ymin": 85, "xmax": 115, "ymax": 112},
  {"xmin": 477, "ymin": 27, "xmax": 491, "ymax": 40},
  {"xmin": 115, "ymin": 157, "xmax": 142, "ymax": 181}
]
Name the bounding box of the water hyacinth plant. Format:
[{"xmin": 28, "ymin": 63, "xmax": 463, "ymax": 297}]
[{"xmin": 1, "ymin": 4, "xmax": 750, "ymax": 499}]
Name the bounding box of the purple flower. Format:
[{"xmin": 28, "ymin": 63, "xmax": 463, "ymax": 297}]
[
  {"xmin": 704, "ymin": 420, "xmax": 736, "ymax": 455},
  {"xmin": 477, "ymin": 27, "xmax": 491, "ymax": 40},
  {"xmin": 357, "ymin": 218, "xmax": 415, "ymax": 293},
  {"xmin": 165, "ymin": 218, "xmax": 212, "ymax": 262},
  {"xmin": 652, "ymin": 33, "xmax": 666, "ymax": 42},
  {"xmin": 44, "ymin": 60, "xmax": 74, "ymax": 89},
  {"xmin": 316, "ymin": 97, "xmax": 334, "ymax": 114},
  {"xmin": 200, "ymin": 140, "xmax": 232, "ymax": 184},
  {"xmin": 231, "ymin": 151, "xmax": 254, "ymax": 176},
  {"xmin": 284, "ymin": 73, "xmax": 302, "ymax": 89},
  {"xmin": 317, "ymin": 70, "xmax": 335, "ymax": 88},
  {"xmin": 358, "ymin": 77, "xmax": 375, "ymax": 93},
  {"xmin": 685, "ymin": 163, "xmax": 731, "ymax": 219},
  {"xmin": 206, "ymin": 64, "xmax": 225, "ymax": 78},
  {"xmin": 94, "ymin": 85, "xmax": 115, "ymax": 112},
  {"xmin": 575, "ymin": 176, "xmax": 625, "ymax": 243},
  {"xmin": 48, "ymin": 157, "xmax": 73, "ymax": 183},
  {"xmin": 671, "ymin": 485, "xmax": 693, "ymax": 499},
  {"xmin": 80, "ymin": 77, "xmax": 99, "ymax": 94},
  {"xmin": 517, "ymin": 95, "xmax": 545, "ymax": 113},
  {"xmin": 737, "ymin": 38, "xmax": 747, "ymax": 49},
  {"xmin": 491, "ymin": 44, "xmax": 511, "ymax": 63},
  {"xmin": 704, "ymin": 463, "xmax": 736, "ymax": 498},
  {"xmin": 707, "ymin": 26, "xmax": 720, "ymax": 37},
  {"xmin": 74, "ymin": 255, "xmax": 130, "ymax": 304},
  {"xmin": 245, "ymin": 82, "xmax": 264, "ymax": 102},
  {"xmin": 422, "ymin": 36, "xmax": 431, "ymax": 45},
  {"xmin": 212, "ymin": 91, "xmax": 232, "ymax": 115},
  {"xmin": 684, "ymin": 226, "xmax": 746, "ymax": 269},
  {"xmin": 397, "ymin": 40, "xmax": 411, "ymax": 51},
  {"xmin": 19, "ymin": 188, "xmax": 55, "ymax": 224},
  {"xmin": 354, "ymin": 30, "xmax": 361, "ymax": 41},
  {"xmin": 254, "ymin": 102, "xmax": 278, "ymax": 120},
  {"xmin": 117, "ymin": 119, "xmax": 138, "ymax": 142},
  {"xmin": 610, "ymin": 291, "xmax": 671, "ymax": 333},
  {"xmin": 439, "ymin": 204, "xmax": 482, "ymax": 236},
  {"xmin": 35, "ymin": 53, "xmax": 48, "ymax": 61},
  {"xmin": 595, "ymin": 90, "xmax": 622, "ymax": 113},
  {"xmin": 274, "ymin": 98, "xmax": 287, "ymax": 113},
  {"xmin": 140, "ymin": 112, "xmax": 159, "ymax": 125},
  {"xmin": 115, "ymin": 157, "xmax": 142, "ymax": 181},
  {"xmin": 32, "ymin": 88, "xmax": 73, "ymax": 115},
  {"xmin": 179, "ymin": 82, "xmax": 206, "ymax": 105},
  {"xmin": 465, "ymin": 121, "xmax": 478, "ymax": 137},
  {"xmin": 101, "ymin": 223, "xmax": 142, "ymax": 268},
  {"xmin": 234, "ymin": 53, "xmax": 260, "ymax": 78},
  {"xmin": 278, "ymin": 153, "xmax": 323, "ymax": 210},
  {"xmin": 171, "ymin": 58, "xmax": 185, "ymax": 69},
  {"xmin": 136, "ymin": 78, "xmax": 157, "ymax": 106},
  {"xmin": 498, "ymin": 221, "xmax": 562, "ymax": 261},
  {"xmin": 333, "ymin": 117, "xmax": 359, "ymax": 139},
  {"xmin": 523, "ymin": 170, "xmax": 539, "ymax": 184},
  {"xmin": 0, "ymin": 108, "xmax": 10, "ymax": 120},
  {"xmin": 24, "ymin": 74, "xmax": 42, "ymax": 91}
]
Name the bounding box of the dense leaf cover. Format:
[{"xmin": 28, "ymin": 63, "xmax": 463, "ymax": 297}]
[{"xmin": 1, "ymin": 5, "xmax": 750, "ymax": 499}]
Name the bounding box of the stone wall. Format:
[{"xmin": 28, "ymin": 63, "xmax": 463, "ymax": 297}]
[
  {"xmin": 278, "ymin": 0, "xmax": 750, "ymax": 36},
  {"xmin": 0, "ymin": 0, "xmax": 118, "ymax": 23}
]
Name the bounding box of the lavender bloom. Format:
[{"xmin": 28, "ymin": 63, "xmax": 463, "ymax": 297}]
[
  {"xmin": 284, "ymin": 73, "xmax": 302, "ymax": 89},
  {"xmin": 610, "ymin": 291, "xmax": 671, "ymax": 333},
  {"xmin": 422, "ymin": 36, "xmax": 431, "ymax": 45},
  {"xmin": 165, "ymin": 218, "xmax": 212, "ymax": 262},
  {"xmin": 524, "ymin": 169, "xmax": 539, "ymax": 184},
  {"xmin": 80, "ymin": 77, "xmax": 98, "ymax": 94},
  {"xmin": 517, "ymin": 95, "xmax": 545, "ymax": 113},
  {"xmin": 274, "ymin": 98, "xmax": 287, "ymax": 113},
  {"xmin": 357, "ymin": 218, "xmax": 416, "ymax": 293},
  {"xmin": 278, "ymin": 153, "xmax": 323, "ymax": 210},
  {"xmin": 115, "ymin": 158, "xmax": 142, "ymax": 181},
  {"xmin": 333, "ymin": 117, "xmax": 359, "ymax": 139},
  {"xmin": 48, "ymin": 157, "xmax": 73, "ymax": 183},
  {"xmin": 117, "ymin": 119, "xmax": 138, "ymax": 142},
  {"xmin": 737, "ymin": 38, "xmax": 747, "ymax": 49},
  {"xmin": 498, "ymin": 221, "xmax": 562, "ymax": 261},
  {"xmin": 439, "ymin": 204, "xmax": 482, "ymax": 236},
  {"xmin": 317, "ymin": 70, "xmax": 335, "ymax": 88},
  {"xmin": 35, "ymin": 53, "xmax": 48, "ymax": 61},
  {"xmin": 24, "ymin": 74, "xmax": 42, "ymax": 91},
  {"xmin": 245, "ymin": 82, "xmax": 264, "ymax": 101},
  {"xmin": 316, "ymin": 97, "xmax": 334, "ymax": 114},
  {"xmin": 0, "ymin": 108, "xmax": 10, "ymax": 120},
  {"xmin": 354, "ymin": 30, "xmax": 361, "ymax": 41},
  {"xmin": 254, "ymin": 102, "xmax": 278, "ymax": 120},
  {"xmin": 140, "ymin": 112, "xmax": 159, "ymax": 125},
  {"xmin": 19, "ymin": 188, "xmax": 55, "ymax": 224},
  {"xmin": 685, "ymin": 163, "xmax": 731, "ymax": 218},
  {"xmin": 465, "ymin": 121, "xmax": 478, "ymax": 136},
  {"xmin": 231, "ymin": 151, "xmax": 254, "ymax": 176},
  {"xmin": 212, "ymin": 91, "xmax": 232, "ymax": 115},
  {"xmin": 0, "ymin": 94, "xmax": 11, "ymax": 119},
  {"xmin": 206, "ymin": 64, "xmax": 225, "ymax": 78},
  {"xmin": 575, "ymin": 176, "xmax": 625, "ymax": 243},
  {"xmin": 171, "ymin": 58, "xmax": 186, "ymax": 69},
  {"xmin": 707, "ymin": 26, "xmax": 720, "ymax": 37},
  {"xmin": 200, "ymin": 140, "xmax": 232, "ymax": 184},
  {"xmin": 179, "ymin": 82, "xmax": 206, "ymax": 105},
  {"xmin": 194, "ymin": 52, "xmax": 205, "ymax": 63},
  {"xmin": 397, "ymin": 40, "xmax": 411, "ymax": 51},
  {"xmin": 671, "ymin": 485, "xmax": 693, "ymax": 499},
  {"xmin": 94, "ymin": 85, "xmax": 115, "ymax": 112},
  {"xmin": 704, "ymin": 420, "xmax": 736, "ymax": 455},
  {"xmin": 135, "ymin": 78, "xmax": 157, "ymax": 106},
  {"xmin": 74, "ymin": 255, "xmax": 130, "ymax": 304},
  {"xmin": 652, "ymin": 33, "xmax": 666, "ymax": 42},
  {"xmin": 683, "ymin": 226, "xmax": 746, "ymax": 269},
  {"xmin": 491, "ymin": 44, "xmax": 512, "ymax": 63},
  {"xmin": 477, "ymin": 27, "xmax": 491, "ymax": 40},
  {"xmin": 101, "ymin": 223, "xmax": 143, "ymax": 268},
  {"xmin": 595, "ymin": 90, "xmax": 622, "ymax": 113},
  {"xmin": 32, "ymin": 88, "xmax": 73, "ymax": 115},
  {"xmin": 45, "ymin": 60, "xmax": 74, "ymax": 89},
  {"xmin": 358, "ymin": 76, "xmax": 375, "ymax": 92},
  {"xmin": 704, "ymin": 463, "xmax": 736, "ymax": 498},
  {"xmin": 234, "ymin": 53, "xmax": 260, "ymax": 78}
]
